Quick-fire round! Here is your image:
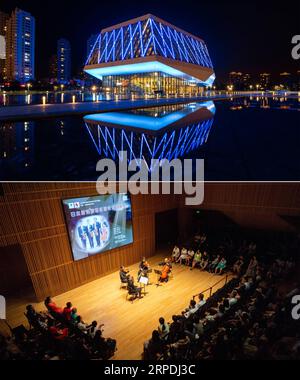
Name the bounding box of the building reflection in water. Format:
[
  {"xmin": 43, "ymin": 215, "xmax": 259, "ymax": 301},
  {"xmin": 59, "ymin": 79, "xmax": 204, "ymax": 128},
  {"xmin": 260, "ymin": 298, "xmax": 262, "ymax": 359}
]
[
  {"xmin": 0, "ymin": 121, "xmax": 35, "ymax": 170},
  {"xmin": 84, "ymin": 101, "xmax": 215, "ymax": 171}
]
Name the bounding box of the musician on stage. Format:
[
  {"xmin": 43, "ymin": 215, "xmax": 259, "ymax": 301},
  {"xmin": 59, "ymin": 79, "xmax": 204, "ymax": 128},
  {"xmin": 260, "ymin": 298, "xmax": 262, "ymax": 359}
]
[
  {"xmin": 127, "ymin": 276, "xmax": 143, "ymax": 298},
  {"xmin": 159, "ymin": 258, "xmax": 172, "ymax": 283},
  {"xmin": 138, "ymin": 257, "xmax": 151, "ymax": 278},
  {"xmin": 119, "ymin": 266, "xmax": 130, "ymax": 283},
  {"xmin": 165, "ymin": 257, "xmax": 172, "ymax": 268}
]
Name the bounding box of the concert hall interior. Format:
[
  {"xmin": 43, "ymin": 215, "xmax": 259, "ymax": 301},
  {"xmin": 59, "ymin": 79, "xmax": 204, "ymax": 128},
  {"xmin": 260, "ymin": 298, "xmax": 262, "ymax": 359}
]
[{"xmin": 0, "ymin": 182, "xmax": 299, "ymax": 360}]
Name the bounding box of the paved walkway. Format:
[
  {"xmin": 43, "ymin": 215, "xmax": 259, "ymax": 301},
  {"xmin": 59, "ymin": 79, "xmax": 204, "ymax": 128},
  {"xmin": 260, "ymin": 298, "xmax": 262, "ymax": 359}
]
[{"xmin": 0, "ymin": 94, "xmax": 242, "ymax": 121}]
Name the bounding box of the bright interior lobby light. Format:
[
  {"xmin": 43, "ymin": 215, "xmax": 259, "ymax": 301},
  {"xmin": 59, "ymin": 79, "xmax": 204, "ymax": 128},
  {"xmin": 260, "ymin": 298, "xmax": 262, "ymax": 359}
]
[{"xmin": 85, "ymin": 61, "xmax": 215, "ymax": 86}]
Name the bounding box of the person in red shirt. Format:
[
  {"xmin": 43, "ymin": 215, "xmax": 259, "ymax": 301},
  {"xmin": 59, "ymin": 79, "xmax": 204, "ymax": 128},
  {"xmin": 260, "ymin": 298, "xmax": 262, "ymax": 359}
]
[
  {"xmin": 48, "ymin": 319, "xmax": 68, "ymax": 340},
  {"xmin": 63, "ymin": 302, "xmax": 73, "ymax": 321},
  {"xmin": 44, "ymin": 296, "xmax": 63, "ymax": 314}
]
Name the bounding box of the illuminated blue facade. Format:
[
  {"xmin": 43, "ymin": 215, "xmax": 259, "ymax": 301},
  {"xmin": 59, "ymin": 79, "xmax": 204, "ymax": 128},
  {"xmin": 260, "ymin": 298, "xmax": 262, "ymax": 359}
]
[
  {"xmin": 84, "ymin": 14, "xmax": 215, "ymax": 96},
  {"xmin": 84, "ymin": 101, "xmax": 215, "ymax": 171}
]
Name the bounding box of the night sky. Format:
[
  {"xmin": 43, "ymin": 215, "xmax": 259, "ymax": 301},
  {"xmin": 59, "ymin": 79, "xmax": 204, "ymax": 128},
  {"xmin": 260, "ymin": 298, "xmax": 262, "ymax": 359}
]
[{"xmin": 1, "ymin": 0, "xmax": 299, "ymax": 81}]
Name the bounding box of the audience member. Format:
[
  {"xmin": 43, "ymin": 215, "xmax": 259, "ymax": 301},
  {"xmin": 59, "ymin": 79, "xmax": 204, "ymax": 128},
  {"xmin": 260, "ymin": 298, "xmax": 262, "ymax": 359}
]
[
  {"xmin": 172, "ymin": 246, "xmax": 181, "ymax": 262},
  {"xmin": 215, "ymin": 257, "xmax": 227, "ymax": 275},
  {"xmin": 200, "ymin": 252, "xmax": 210, "ymax": 270},
  {"xmin": 191, "ymin": 250, "xmax": 202, "ymax": 270},
  {"xmin": 178, "ymin": 247, "xmax": 188, "ymax": 265},
  {"xmin": 158, "ymin": 318, "xmax": 170, "ymax": 340}
]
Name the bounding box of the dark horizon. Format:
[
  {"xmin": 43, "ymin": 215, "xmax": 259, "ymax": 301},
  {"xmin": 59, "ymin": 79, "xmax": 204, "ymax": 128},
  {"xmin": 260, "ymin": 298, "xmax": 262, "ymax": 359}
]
[{"xmin": 1, "ymin": 0, "xmax": 299, "ymax": 82}]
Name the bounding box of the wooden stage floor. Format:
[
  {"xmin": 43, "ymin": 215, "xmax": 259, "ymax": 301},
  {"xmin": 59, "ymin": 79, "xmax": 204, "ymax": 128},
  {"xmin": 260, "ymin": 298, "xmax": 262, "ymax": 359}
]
[{"xmin": 2, "ymin": 251, "xmax": 231, "ymax": 360}]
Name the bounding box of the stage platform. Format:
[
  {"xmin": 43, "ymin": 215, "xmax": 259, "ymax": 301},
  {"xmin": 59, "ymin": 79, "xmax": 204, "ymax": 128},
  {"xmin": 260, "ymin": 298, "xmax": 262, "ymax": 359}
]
[{"xmin": 2, "ymin": 252, "xmax": 232, "ymax": 360}]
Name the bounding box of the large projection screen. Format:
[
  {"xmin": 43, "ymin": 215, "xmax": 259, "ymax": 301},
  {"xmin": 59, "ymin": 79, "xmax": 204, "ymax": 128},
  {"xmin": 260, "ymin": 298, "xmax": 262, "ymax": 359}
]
[{"xmin": 62, "ymin": 193, "xmax": 133, "ymax": 261}]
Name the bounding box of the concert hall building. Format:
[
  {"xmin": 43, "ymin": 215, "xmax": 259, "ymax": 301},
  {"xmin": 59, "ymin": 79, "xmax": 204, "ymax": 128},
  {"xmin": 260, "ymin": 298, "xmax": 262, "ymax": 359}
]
[{"xmin": 84, "ymin": 14, "xmax": 215, "ymax": 98}]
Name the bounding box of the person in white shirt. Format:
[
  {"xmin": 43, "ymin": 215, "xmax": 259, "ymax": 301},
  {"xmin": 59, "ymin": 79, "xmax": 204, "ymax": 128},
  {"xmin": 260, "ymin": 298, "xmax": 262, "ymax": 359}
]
[
  {"xmin": 76, "ymin": 316, "xmax": 89, "ymax": 333},
  {"xmin": 172, "ymin": 245, "xmax": 180, "ymax": 263},
  {"xmin": 87, "ymin": 320, "xmax": 100, "ymax": 338},
  {"xmin": 186, "ymin": 249, "xmax": 195, "ymax": 266},
  {"xmin": 184, "ymin": 300, "xmax": 198, "ymax": 318},
  {"xmin": 158, "ymin": 317, "xmax": 170, "ymax": 340},
  {"xmin": 196, "ymin": 293, "xmax": 206, "ymax": 310},
  {"xmin": 177, "ymin": 247, "xmax": 188, "ymax": 265}
]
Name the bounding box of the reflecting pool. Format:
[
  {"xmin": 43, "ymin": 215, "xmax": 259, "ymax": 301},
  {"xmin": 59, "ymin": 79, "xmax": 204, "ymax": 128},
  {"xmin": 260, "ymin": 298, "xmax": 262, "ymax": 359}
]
[{"xmin": 0, "ymin": 97, "xmax": 299, "ymax": 181}]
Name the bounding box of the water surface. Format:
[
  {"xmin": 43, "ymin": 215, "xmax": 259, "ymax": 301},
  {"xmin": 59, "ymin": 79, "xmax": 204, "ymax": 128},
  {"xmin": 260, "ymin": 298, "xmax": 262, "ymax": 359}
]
[{"xmin": 0, "ymin": 97, "xmax": 299, "ymax": 181}]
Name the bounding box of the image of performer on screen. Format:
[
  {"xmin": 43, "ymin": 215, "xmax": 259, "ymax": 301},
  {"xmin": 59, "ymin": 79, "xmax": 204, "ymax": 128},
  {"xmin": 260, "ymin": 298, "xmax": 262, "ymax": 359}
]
[
  {"xmin": 75, "ymin": 215, "xmax": 110, "ymax": 253},
  {"xmin": 94, "ymin": 217, "xmax": 102, "ymax": 247},
  {"xmin": 88, "ymin": 219, "xmax": 95, "ymax": 249},
  {"xmin": 77, "ymin": 222, "xmax": 87, "ymax": 249}
]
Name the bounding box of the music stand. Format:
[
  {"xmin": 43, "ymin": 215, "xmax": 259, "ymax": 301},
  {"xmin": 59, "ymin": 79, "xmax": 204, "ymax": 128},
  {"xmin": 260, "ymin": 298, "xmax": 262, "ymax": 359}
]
[
  {"xmin": 147, "ymin": 269, "xmax": 153, "ymax": 285},
  {"xmin": 138, "ymin": 275, "xmax": 149, "ymax": 295}
]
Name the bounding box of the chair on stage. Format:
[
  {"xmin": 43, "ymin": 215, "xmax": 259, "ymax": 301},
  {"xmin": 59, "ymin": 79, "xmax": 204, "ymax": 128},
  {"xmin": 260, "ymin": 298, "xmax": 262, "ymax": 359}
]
[
  {"xmin": 126, "ymin": 287, "xmax": 140, "ymax": 303},
  {"xmin": 120, "ymin": 274, "xmax": 128, "ymax": 290}
]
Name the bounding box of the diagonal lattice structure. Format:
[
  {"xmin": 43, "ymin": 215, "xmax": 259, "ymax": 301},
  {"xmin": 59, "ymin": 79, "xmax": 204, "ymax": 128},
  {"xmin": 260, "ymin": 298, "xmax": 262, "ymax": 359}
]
[
  {"xmin": 85, "ymin": 14, "xmax": 215, "ymax": 86},
  {"xmin": 84, "ymin": 102, "xmax": 215, "ymax": 172},
  {"xmin": 84, "ymin": 119, "xmax": 213, "ymax": 172}
]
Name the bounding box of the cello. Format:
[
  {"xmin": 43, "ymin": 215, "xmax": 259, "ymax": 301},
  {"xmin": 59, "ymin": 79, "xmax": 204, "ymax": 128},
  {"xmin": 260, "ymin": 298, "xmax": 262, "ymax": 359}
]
[{"xmin": 160, "ymin": 258, "xmax": 172, "ymax": 282}]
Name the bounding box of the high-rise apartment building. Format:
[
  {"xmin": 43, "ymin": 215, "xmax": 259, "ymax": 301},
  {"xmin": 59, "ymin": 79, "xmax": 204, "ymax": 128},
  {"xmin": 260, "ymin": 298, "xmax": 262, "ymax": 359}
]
[
  {"xmin": 57, "ymin": 38, "xmax": 71, "ymax": 84},
  {"xmin": 6, "ymin": 8, "xmax": 35, "ymax": 82},
  {"xmin": 0, "ymin": 10, "xmax": 9, "ymax": 81}
]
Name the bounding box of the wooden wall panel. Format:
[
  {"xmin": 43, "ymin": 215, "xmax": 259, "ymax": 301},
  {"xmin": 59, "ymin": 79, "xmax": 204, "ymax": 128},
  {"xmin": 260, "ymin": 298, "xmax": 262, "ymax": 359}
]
[
  {"xmin": 179, "ymin": 183, "xmax": 300, "ymax": 235},
  {"xmin": 200, "ymin": 183, "xmax": 300, "ymax": 211}
]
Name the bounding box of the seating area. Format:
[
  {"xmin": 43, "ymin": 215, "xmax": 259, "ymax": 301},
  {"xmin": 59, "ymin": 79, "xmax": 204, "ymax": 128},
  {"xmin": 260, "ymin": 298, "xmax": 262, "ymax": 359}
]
[
  {"xmin": 0, "ymin": 297, "xmax": 117, "ymax": 360},
  {"xmin": 144, "ymin": 231, "xmax": 299, "ymax": 360},
  {"xmin": 1, "ymin": 226, "xmax": 299, "ymax": 361},
  {"xmin": 171, "ymin": 231, "xmax": 239, "ymax": 275}
]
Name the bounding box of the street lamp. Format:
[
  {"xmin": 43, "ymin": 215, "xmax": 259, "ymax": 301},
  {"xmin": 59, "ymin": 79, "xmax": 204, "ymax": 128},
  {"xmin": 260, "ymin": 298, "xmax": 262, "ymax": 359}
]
[
  {"xmin": 60, "ymin": 84, "xmax": 65, "ymax": 92},
  {"xmin": 27, "ymin": 83, "xmax": 31, "ymax": 92}
]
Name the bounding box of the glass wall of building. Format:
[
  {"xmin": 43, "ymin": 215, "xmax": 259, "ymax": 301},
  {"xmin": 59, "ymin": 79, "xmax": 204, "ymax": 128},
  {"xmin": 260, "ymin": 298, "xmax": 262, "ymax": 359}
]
[{"xmin": 102, "ymin": 72, "xmax": 204, "ymax": 99}]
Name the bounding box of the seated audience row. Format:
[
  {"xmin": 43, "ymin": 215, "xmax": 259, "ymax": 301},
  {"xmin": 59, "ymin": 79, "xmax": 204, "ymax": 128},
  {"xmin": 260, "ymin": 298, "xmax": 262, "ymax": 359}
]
[
  {"xmin": 144, "ymin": 237, "xmax": 297, "ymax": 360},
  {"xmin": 0, "ymin": 297, "xmax": 117, "ymax": 360},
  {"xmin": 172, "ymin": 245, "xmax": 227, "ymax": 275}
]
